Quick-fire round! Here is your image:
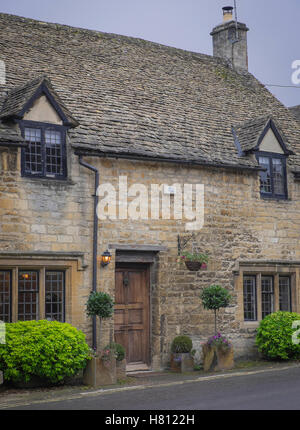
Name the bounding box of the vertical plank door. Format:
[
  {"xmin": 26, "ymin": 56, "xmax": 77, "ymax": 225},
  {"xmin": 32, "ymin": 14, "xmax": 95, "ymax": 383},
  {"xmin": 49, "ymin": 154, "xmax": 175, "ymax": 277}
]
[{"xmin": 115, "ymin": 265, "xmax": 150, "ymax": 366}]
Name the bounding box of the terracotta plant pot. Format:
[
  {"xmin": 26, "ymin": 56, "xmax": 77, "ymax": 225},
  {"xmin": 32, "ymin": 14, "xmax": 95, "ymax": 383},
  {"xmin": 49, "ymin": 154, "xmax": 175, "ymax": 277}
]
[{"xmin": 184, "ymin": 261, "xmax": 207, "ymax": 271}]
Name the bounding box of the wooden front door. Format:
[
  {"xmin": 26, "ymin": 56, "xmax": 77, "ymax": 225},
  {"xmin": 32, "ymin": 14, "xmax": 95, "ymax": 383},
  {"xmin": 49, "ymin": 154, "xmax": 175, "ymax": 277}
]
[{"xmin": 114, "ymin": 264, "xmax": 150, "ymax": 367}]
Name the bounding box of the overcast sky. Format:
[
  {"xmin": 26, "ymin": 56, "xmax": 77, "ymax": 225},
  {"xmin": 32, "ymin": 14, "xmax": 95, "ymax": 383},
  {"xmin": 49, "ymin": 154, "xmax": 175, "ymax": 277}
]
[{"xmin": 0, "ymin": 0, "xmax": 299, "ymax": 107}]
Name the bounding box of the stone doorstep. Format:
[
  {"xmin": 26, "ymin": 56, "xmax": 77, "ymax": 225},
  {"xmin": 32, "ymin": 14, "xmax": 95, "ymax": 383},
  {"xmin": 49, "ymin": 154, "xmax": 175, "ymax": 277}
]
[
  {"xmin": 126, "ymin": 371, "xmax": 168, "ymax": 378},
  {"xmin": 126, "ymin": 363, "xmax": 150, "ymax": 372}
]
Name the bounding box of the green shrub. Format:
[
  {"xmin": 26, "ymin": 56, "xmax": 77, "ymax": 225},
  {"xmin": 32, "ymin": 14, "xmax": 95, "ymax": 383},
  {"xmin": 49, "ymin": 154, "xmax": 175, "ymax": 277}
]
[
  {"xmin": 256, "ymin": 311, "xmax": 300, "ymax": 360},
  {"xmin": 171, "ymin": 335, "xmax": 193, "ymax": 353},
  {"xmin": 86, "ymin": 291, "xmax": 114, "ymax": 319},
  {"xmin": 113, "ymin": 343, "xmax": 126, "ymax": 361},
  {"xmin": 103, "ymin": 342, "xmax": 126, "ymax": 361},
  {"xmin": 0, "ymin": 320, "xmax": 91, "ymax": 384}
]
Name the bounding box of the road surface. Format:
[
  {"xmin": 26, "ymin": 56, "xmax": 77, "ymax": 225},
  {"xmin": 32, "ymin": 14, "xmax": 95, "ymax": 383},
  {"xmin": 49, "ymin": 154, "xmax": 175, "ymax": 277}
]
[{"xmin": 4, "ymin": 365, "xmax": 300, "ymax": 410}]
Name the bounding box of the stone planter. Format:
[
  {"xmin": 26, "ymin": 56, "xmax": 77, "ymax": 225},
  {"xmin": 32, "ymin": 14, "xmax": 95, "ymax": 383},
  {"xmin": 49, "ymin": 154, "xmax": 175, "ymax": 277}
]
[
  {"xmin": 83, "ymin": 356, "xmax": 116, "ymax": 387},
  {"xmin": 202, "ymin": 344, "xmax": 234, "ymax": 372},
  {"xmin": 184, "ymin": 261, "xmax": 207, "ymax": 271},
  {"xmin": 116, "ymin": 359, "xmax": 126, "ymax": 380},
  {"xmin": 170, "ymin": 353, "xmax": 194, "ymax": 373}
]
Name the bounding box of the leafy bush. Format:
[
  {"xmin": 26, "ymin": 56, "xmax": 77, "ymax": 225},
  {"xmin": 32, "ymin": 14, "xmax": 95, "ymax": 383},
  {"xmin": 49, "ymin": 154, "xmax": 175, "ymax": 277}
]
[
  {"xmin": 0, "ymin": 320, "xmax": 91, "ymax": 384},
  {"xmin": 113, "ymin": 343, "xmax": 126, "ymax": 361},
  {"xmin": 181, "ymin": 252, "xmax": 209, "ymax": 263},
  {"xmin": 256, "ymin": 311, "xmax": 300, "ymax": 360},
  {"xmin": 103, "ymin": 342, "xmax": 126, "ymax": 362},
  {"xmin": 171, "ymin": 335, "xmax": 193, "ymax": 353},
  {"xmin": 86, "ymin": 291, "xmax": 114, "ymax": 319}
]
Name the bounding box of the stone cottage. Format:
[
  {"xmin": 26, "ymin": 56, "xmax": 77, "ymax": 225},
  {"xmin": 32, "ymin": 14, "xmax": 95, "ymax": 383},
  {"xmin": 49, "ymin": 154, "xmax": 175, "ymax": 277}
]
[{"xmin": 0, "ymin": 8, "xmax": 300, "ymax": 371}]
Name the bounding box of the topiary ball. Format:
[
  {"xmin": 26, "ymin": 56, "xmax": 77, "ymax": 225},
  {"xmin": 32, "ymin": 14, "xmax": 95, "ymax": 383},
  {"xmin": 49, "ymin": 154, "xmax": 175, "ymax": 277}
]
[
  {"xmin": 86, "ymin": 291, "xmax": 114, "ymax": 319},
  {"xmin": 171, "ymin": 335, "xmax": 193, "ymax": 353}
]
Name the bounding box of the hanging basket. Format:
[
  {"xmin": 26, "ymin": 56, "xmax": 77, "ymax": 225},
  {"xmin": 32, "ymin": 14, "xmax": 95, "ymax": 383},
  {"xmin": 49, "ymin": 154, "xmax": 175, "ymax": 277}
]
[{"xmin": 184, "ymin": 261, "xmax": 207, "ymax": 271}]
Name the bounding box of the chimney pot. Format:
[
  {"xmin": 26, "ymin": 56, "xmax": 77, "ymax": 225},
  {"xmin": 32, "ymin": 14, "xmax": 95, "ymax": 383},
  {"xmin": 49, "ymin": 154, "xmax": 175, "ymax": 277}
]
[{"xmin": 222, "ymin": 6, "xmax": 234, "ymax": 22}]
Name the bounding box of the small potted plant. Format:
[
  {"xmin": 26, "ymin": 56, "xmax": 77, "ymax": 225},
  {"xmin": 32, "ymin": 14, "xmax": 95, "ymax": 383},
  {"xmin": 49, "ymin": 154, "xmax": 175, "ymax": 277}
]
[
  {"xmin": 202, "ymin": 333, "xmax": 234, "ymax": 372},
  {"xmin": 106, "ymin": 342, "xmax": 126, "ymax": 379},
  {"xmin": 84, "ymin": 291, "xmax": 115, "ymax": 386},
  {"xmin": 181, "ymin": 251, "xmax": 209, "ymax": 271},
  {"xmin": 200, "ymin": 285, "xmax": 234, "ymax": 371},
  {"xmin": 170, "ymin": 335, "xmax": 194, "ymax": 373},
  {"xmin": 200, "ymin": 285, "xmax": 232, "ymax": 334}
]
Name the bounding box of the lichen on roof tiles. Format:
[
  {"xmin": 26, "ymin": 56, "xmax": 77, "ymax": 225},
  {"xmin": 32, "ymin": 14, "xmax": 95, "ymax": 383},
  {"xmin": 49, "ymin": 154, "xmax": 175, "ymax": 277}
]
[{"xmin": 0, "ymin": 12, "xmax": 299, "ymax": 169}]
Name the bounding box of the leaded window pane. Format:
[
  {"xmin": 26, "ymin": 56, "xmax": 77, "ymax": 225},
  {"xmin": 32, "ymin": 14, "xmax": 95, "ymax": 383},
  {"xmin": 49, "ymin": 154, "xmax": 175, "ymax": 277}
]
[
  {"xmin": 45, "ymin": 271, "xmax": 65, "ymax": 322},
  {"xmin": 24, "ymin": 128, "xmax": 42, "ymax": 174},
  {"xmin": 45, "ymin": 129, "xmax": 63, "ymax": 176},
  {"xmin": 243, "ymin": 276, "xmax": 257, "ymax": 321},
  {"xmin": 261, "ymin": 276, "xmax": 274, "ymax": 318},
  {"xmin": 272, "ymin": 158, "xmax": 284, "ymax": 195},
  {"xmin": 18, "ymin": 271, "xmax": 39, "ymax": 321},
  {"xmin": 279, "ymin": 276, "xmax": 291, "ymax": 311},
  {"xmin": 0, "ymin": 270, "xmax": 11, "ymax": 322},
  {"xmin": 259, "ymin": 156, "xmax": 271, "ymax": 194}
]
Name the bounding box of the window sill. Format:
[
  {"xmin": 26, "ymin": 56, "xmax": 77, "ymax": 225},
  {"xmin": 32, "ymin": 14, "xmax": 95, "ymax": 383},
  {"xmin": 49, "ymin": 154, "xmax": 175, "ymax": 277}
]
[
  {"xmin": 21, "ymin": 176, "xmax": 76, "ymax": 186},
  {"xmin": 260, "ymin": 195, "xmax": 290, "ymax": 202},
  {"xmin": 241, "ymin": 321, "xmax": 259, "ymax": 329}
]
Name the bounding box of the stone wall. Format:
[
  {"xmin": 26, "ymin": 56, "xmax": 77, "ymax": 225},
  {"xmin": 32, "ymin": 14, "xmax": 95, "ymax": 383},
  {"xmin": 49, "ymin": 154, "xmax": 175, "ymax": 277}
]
[{"xmin": 1, "ymin": 147, "xmax": 300, "ymax": 368}]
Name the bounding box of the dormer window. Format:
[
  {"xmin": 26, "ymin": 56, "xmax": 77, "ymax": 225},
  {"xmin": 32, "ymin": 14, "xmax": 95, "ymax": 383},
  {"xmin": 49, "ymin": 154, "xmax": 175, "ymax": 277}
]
[
  {"xmin": 22, "ymin": 124, "xmax": 67, "ymax": 179},
  {"xmin": 257, "ymin": 153, "xmax": 287, "ymax": 199},
  {"xmin": 0, "ymin": 76, "xmax": 78, "ymax": 180},
  {"xmin": 233, "ymin": 117, "xmax": 293, "ymax": 201},
  {"xmin": 255, "ymin": 121, "xmax": 290, "ymax": 200}
]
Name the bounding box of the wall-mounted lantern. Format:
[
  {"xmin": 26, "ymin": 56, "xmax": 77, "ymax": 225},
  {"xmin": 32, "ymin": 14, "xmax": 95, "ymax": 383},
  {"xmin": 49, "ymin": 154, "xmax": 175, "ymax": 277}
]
[{"xmin": 101, "ymin": 249, "xmax": 112, "ymax": 267}]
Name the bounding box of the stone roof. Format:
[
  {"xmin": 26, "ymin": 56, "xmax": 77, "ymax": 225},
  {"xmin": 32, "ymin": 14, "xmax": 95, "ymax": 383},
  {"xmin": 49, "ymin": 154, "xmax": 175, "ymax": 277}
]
[
  {"xmin": 0, "ymin": 122, "xmax": 24, "ymax": 146},
  {"xmin": 233, "ymin": 116, "xmax": 294, "ymax": 154},
  {"xmin": 289, "ymin": 105, "xmax": 300, "ymax": 123},
  {"xmin": 0, "ymin": 75, "xmax": 79, "ymax": 127},
  {"xmin": 0, "ymin": 13, "xmax": 300, "ymax": 169},
  {"xmin": 233, "ymin": 116, "xmax": 270, "ymax": 153}
]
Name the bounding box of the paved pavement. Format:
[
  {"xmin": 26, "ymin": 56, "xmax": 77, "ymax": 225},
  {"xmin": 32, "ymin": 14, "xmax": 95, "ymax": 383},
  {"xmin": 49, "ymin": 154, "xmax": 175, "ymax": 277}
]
[{"xmin": 1, "ymin": 361, "xmax": 300, "ymax": 410}]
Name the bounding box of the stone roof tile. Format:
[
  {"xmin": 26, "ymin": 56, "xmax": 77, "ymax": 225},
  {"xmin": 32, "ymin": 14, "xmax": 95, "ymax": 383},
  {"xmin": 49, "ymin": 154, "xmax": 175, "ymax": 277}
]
[
  {"xmin": 0, "ymin": 13, "xmax": 299, "ymax": 169},
  {"xmin": 0, "ymin": 122, "xmax": 24, "ymax": 146},
  {"xmin": 289, "ymin": 105, "xmax": 300, "ymax": 123}
]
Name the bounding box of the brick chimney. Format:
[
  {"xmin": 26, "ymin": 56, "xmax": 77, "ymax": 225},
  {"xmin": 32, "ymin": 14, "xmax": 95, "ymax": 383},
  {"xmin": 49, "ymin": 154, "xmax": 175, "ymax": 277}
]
[{"xmin": 210, "ymin": 6, "xmax": 249, "ymax": 71}]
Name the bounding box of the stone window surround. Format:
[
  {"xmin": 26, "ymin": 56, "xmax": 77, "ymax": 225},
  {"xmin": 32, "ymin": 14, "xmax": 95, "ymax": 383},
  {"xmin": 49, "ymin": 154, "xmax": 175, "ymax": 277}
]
[
  {"xmin": 234, "ymin": 261, "xmax": 300, "ymax": 328},
  {"xmin": 0, "ymin": 252, "xmax": 86, "ymax": 323}
]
